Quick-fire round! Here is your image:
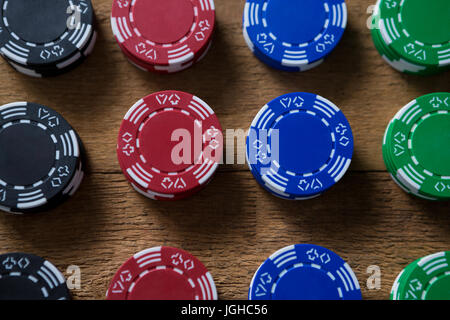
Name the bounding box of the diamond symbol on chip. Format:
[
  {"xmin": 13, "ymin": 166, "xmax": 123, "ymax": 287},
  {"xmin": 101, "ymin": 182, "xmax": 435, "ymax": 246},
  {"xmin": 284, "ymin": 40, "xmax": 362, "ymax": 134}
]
[
  {"xmin": 40, "ymin": 49, "xmax": 51, "ymax": 60},
  {"xmin": 3, "ymin": 257, "xmax": 16, "ymax": 269},
  {"xmin": 435, "ymin": 182, "xmax": 446, "ymax": 193},
  {"xmin": 161, "ymin": 177, "xmax": 174, "ymax": 189},
  {"xmin": 298, "ymin": 179, "xmax": 310, "ymax": 191},
  {"xmin": 18, "ymin": 257, "xmax": 30, "ymax": 269},
  {"xmin": 119, "ymin": 270, "xmax": 133, "ymax": 282},
  {"xmin": 339, "ymin": 136, "xmax": 350, "ymax": 147},
  {"xmin": 209, "ymin": 139, "xmax": 220, "ymax": 150},
  {"xmin": 0, "ymin": 189, "xmax": 5, "ymax": 202},
  {"xmin": 184, "ymin": 259, "xmax": 194, "ymax": 270},
  {"xmin": 316, "ymin": 43, "xmax": 326, "ymax": 53},
  {"xmin": 51, "ymin": 178, "xmax": 62, "ymax": 187},
  {"xmin": 306, "ymin": 248, "xmax": 319, "ymax": 261},
  {"xmin": 171, "ymin": 253, "xmax": 183, "ymax": 266},
  {"xmin": 320, "ymin": 253, "xmax": 331, "ymax": 264},
  {"xmin": 122, "ymin": 132, "xmax": 133, "ymax": 143},
  {"xmin": 122, "ymin": 144, "xmax": 135, "ymax": 156},
  {"xmin": 195, "ymin": 32, "xmax": 206, "ymax": 41},
  {"xmin": 253, "ymin": 140, "xmax": 264, "ymax": 150}
]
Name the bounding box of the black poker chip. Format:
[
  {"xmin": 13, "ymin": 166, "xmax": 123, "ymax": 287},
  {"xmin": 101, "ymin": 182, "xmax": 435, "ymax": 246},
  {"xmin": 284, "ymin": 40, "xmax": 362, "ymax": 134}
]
[
  {"xmin": 0, "ymin": 252, "xmax": 71, "ymax": 300},
  {"xmin": 0, "ymin": 102, "xmax": 85, "ymax": 214},
  {"xmin": 0, "ymin": 0, "xmax": 96, "ymax": 77},
  {"xmin": 5, "ymin": 30, "xmax": 97, "ymax": 78}
]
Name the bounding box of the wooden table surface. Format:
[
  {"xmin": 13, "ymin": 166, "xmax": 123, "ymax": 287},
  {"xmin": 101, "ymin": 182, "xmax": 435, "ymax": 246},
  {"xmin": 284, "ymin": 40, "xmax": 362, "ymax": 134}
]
[{"xmin": 0, "ymin": 0, "xmax": 448, "ymax": 300}]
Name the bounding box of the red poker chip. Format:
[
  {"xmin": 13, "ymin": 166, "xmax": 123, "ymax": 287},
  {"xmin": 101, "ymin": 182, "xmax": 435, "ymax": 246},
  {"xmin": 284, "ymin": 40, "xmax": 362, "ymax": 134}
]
[
  {"xmin": 111, "ymin": 0, "xmax": 215, "ymax": 67},
  {"xmin": 106, "ymin": 246, "xmax": 218, "ymax": 300},
  {"xmin": 119, "ymin": 40, "xmax": 212, "ymax": 74},
  {"xmin": 117, "ymin": 91, "xmax": 223, "ymax": 198},
  {"xmin": 131, "ymin": 174, "xmax": 214, "ymax": 201}
]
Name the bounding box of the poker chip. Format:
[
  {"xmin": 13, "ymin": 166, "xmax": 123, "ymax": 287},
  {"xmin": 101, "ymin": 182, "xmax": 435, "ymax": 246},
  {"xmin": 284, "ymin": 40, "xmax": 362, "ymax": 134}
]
[
  {"xmin": 371, "ymin": 0, "xmax": 450, "ymax": 75},
  {"xmin": 391, "ymin": 251, "xmax": 450, "ymax": 300},
  {"xmin": 111, "ymin": 0, "xmax": 215, "ymax": 74},
  {"xmin": 117, "ymin": 91, "xmax": 223, "ymax": 201},
  {"xmin": 0, "ymin": 252, "xmax": 71, "ymax": 300},
  {"xmin": 246, "ymin": 92, "xmax": 353, "ymax": 199},
  {"xmin": 249, "ymin": 244, "xmax": 362, "ymax": 300},
  {"xmin": 0, "ymin": 0, "xmax": 97, "ymax": 77},
  {"xmin": 382, "ymin": 92, "xmax": 450, "ymax": 200},
  {"xmin": 0, "ymin": 102, "xmax": 85, "ymax": 214},
  {"xmin": 106, "ymin": 246, "xmax": 218, "ymax": 300},
  {"xmin": 243, "ymin": 0, "xmax": 347, "ymax": 72}
]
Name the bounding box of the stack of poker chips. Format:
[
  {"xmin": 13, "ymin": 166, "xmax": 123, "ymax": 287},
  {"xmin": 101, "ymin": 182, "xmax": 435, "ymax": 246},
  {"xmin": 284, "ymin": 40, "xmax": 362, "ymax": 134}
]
[
  {"xmin": 111, "ymin": 0, "xmax": 215, "ymax": 74},
  {"xmin": 371, "ymin": 0, "xmax": 450, "ymax": 75},
  {"xmin": 243, "ymin": 0, "xmax": 347, "ymax": 72},
  {"xmin": 391, "ymin": 251, "xmax": 450, "ymax": 300},
  {"xmin": 249, "ymin": 244, "xmax": 362, "ymax": 300},
  {"xmin": 382, "ymin": 92, "xmax": 450, "ymax": 200},
  {"xmin": 0, "ymin": 252, "xmax": 71, "ymax": 300},
  {"xmin": 246, "ymin": 92, "xmax": 354, "ymax": 200},
  {"xmin": 106, "ymin": 246, "xmax": 218, "ymax": 300},
  {"xmin": 0, "ymin": 0, "xmax": 97, "ymax": 78},
  {"xmin": 0, "ymin": 102, "xmax": 85, "ymax": 214},
  {"xmin": 117, "ymin": 91, "xmax": 223, "ymax": 201}
]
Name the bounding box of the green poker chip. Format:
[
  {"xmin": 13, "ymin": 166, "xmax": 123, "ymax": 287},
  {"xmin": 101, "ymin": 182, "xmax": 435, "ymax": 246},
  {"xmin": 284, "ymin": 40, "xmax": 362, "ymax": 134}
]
[
  {"xmin": 383, "ymin": 119, "xmax": 438, "ymax": 200},
  {"xmin": 390, "ymin": 257, "xmax": 422, "ymax": 300},
  {"xmin": 379, "ymin": 0, "xmax": 450, "ymax": 67},
  {"xmin": 391, "ymin": 252, "xmax": 450, "ymax": 300},
  {"xmin": 371, "ymin": 0, "xmax": 450, "ymax": 75},
  {"xmin": 382, "ymin": 92, "xmax": 450, "ymax": 200}
]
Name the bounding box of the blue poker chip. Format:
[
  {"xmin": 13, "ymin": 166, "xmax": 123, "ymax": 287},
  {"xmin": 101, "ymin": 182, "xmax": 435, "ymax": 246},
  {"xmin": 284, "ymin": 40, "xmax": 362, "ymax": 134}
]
[
  {"xmin": 243, "ymin": 0, "xmax": 347, "ymax": 71},
  {"xmin": 246, "ymin": 92, "xmax": 353, "ymax": 199},
  {"xmin": 247, "ymin": 159, "xmax": 320, "ymax": 200},
  {"xmin": 246, "ymin": 35, "xmax": 325, "ymax": 72},
  {"xmin": 249, "ymin": 244, "xmax": 362, "ymax": 300}
]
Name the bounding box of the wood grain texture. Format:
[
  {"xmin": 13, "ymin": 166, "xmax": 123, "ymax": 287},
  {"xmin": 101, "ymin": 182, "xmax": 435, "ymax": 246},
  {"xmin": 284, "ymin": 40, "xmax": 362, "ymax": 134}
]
[{"xmin": 0, "ymin": 0, "xmax": 448, "ymax": 300}]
